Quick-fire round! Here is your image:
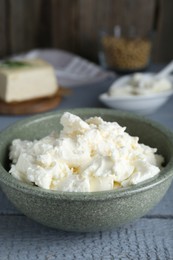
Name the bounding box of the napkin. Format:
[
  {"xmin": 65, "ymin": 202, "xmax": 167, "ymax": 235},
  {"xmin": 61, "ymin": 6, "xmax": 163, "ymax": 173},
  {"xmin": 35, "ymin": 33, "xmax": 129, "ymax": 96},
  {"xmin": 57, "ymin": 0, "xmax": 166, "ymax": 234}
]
[{"xmin": 12, "ymin": 49, "xmax": 116, "ymax": 87}]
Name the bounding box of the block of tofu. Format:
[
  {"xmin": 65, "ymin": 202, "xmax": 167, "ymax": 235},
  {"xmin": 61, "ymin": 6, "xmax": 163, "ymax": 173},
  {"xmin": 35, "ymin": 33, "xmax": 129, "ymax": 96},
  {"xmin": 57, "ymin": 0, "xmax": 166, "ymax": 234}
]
[{"xmin": 0, "ymin": 59, "xmax": 58, "ymax": 102}]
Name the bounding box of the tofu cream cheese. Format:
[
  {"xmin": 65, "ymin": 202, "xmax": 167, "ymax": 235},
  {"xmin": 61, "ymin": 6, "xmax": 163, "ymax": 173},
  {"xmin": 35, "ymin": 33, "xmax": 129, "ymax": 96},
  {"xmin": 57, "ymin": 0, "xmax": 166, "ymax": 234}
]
[
  {"xmin": 9, "ymin": 112, "xmax": 164, "ymax": 192},
  {"xmin": 109, "ymin": 73, "xmax": 172, "ymax": 97}
]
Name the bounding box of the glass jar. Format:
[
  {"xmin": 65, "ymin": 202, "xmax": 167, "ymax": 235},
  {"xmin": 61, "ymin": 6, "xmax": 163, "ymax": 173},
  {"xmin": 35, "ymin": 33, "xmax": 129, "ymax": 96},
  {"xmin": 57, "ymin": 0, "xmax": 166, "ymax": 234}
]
[{"xmin": 99, "ymin": 25, "xmax": 152, "ymax": 73}]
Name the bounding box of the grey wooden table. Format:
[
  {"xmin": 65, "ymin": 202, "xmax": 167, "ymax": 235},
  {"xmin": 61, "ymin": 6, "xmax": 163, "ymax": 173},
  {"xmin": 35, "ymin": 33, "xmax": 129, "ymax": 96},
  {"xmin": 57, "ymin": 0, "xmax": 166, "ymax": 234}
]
[{"xmin": 0, "ymin": 69, "xmax": 173, "ymax": 260}]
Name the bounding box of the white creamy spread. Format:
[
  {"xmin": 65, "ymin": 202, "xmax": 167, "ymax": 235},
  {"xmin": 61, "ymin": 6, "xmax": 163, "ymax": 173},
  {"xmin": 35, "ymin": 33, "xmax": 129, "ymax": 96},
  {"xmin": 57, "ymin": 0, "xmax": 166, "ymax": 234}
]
[
  {"xmin": 9, "ymin": 112, "xmax": 164, "ymax": 192},
  {"xmin": 109, "ymin": 73, "xmax": 172, "ymax": 97}
]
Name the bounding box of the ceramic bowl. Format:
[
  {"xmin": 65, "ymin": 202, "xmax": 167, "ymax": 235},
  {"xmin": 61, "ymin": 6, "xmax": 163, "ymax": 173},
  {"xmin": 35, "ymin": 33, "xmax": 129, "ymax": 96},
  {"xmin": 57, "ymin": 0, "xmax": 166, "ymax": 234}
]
[
  {"xmin": 99, "ymin": 74, "xmax": 173, "ymax": 114},
  {"xmin": 0, "ymin": 108, "xmax": 173, "ymax": 232}
]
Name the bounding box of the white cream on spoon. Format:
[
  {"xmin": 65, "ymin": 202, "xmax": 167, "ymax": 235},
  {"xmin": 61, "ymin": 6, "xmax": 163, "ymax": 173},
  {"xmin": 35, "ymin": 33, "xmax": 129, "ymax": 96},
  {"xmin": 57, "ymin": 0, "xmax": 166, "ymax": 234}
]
[{"xmin": 109, "ymin": 61, "xmax": 173, "ymax": 96}]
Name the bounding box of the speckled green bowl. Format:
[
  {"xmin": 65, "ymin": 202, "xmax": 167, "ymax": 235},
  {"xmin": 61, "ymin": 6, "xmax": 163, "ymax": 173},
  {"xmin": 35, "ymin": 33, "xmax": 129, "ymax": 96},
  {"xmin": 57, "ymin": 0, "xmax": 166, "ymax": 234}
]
[{"xmin": 0, "ymin": 108, "xmax": 173, "ymax": 232}]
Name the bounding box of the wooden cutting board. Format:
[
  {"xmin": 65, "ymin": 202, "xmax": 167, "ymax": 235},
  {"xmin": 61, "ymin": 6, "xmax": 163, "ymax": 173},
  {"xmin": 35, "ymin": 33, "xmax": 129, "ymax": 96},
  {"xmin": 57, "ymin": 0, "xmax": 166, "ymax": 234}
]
[{"xmin": 0, "ymin": 88, "xmax": 71, "ymax": 115}]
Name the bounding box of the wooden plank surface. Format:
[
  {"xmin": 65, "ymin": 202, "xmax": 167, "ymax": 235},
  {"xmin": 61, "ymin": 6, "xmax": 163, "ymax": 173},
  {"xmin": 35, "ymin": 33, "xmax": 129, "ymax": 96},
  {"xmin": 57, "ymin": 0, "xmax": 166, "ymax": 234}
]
[
  {"xmin": 0, "ymin": 69, "xmax": 173, "ymax": 259},
  {"xmin": 51, "ymin": 0, "xmax": 80, "ymax": 53},
  {"xmin": 0, "ymin": 0, "xmax": 173, "ymax": 62},
  {"xmin": 153, "ymin": 0, "xmax": 173, "ymax": 62},
  {"xmin": 68, "ymin": 0, "xmax": 155, "ymax": 61},
  {"xmin": 9, "ymin": 0, "xmax": 42, "ymax": 54},
  {"xmin": 0, "ymin": 0, "xmax": 7, "ymax": 57},
  {"xmin": 0, "ymin": 216, "xmax": 172, "ymax": 260}
]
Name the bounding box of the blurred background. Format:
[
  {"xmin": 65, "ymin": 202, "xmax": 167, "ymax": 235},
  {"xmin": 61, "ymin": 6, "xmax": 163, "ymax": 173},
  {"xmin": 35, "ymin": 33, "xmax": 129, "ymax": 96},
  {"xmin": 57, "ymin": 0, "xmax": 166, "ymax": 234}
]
[{"xmin": 0, "ymin": 0, "xmax": 173, "ymax": 65}]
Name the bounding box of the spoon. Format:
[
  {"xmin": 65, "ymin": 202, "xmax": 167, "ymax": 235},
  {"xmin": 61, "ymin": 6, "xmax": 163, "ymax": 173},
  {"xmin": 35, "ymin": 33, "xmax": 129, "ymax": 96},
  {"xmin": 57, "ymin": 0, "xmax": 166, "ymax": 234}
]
[
  {"xmin": 137, "ymin": 60, "xmax": 173, "ymax": 89},
  {"xmin": 154, "ymin": 60, "xmax": 173, "ymax": 79}
]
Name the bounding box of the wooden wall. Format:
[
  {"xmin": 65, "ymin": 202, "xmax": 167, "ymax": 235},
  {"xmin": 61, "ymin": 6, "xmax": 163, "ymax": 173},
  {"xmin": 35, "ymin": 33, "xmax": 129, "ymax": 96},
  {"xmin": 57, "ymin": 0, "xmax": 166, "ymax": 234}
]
[{"xmin": 0, "ymin": 0, "xmax": 173, "ymax": 63}]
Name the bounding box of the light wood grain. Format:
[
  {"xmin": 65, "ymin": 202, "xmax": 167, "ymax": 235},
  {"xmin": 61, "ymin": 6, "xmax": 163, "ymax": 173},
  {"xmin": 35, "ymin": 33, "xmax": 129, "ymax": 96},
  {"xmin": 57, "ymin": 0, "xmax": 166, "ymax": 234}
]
[
  {"xmin": 0, "ymin": 71, "xmax": 173, "ymax": 260},
  {"xmin": 0, "ymin": 216, "xmax": 172, "ymax": 260}
]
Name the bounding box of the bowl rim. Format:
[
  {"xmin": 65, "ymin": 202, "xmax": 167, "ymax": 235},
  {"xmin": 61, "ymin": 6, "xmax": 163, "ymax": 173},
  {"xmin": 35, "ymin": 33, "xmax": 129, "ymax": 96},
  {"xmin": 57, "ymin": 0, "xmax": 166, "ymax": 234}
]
[
  {"xmin": 0, "ymin": 108, "xmax": 173, "ymax": 201},
  {"xmin": 101, "ymin": 73, "xmax": 173, "ymax": 101},
  {"xmin": 99, "ymin": 89, "xmax": 173, "ymax": 101},
  {"xmin": 109, "ymin": 72, "xmax": 173, "ymax": 88}
]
